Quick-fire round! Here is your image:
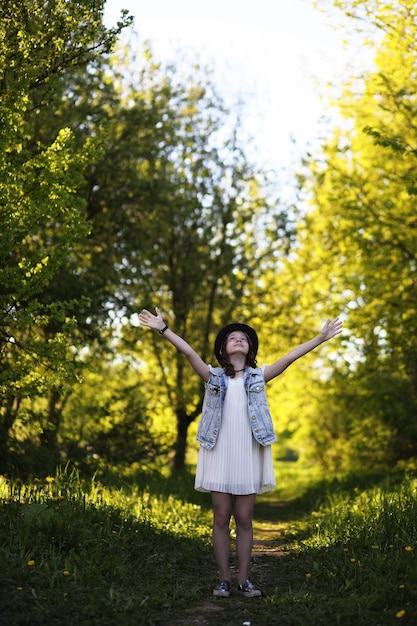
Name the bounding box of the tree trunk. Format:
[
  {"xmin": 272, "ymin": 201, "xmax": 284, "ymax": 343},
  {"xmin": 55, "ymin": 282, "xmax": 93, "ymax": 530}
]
[
  {"xmin": 39, "ymin": 388, "xmax": 67, "ymax": 469},
  {"xmin": 0, "ymin": 395, "xmax": 20, "ymax": 473},
  {"xmin": 171, "ymin": 407, "xmax": 189, "ymax": 471}
]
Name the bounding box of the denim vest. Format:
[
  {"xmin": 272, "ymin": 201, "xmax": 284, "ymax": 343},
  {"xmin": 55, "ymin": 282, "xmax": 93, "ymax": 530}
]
[{"xmin": 196, "ymin": 366, "xmax": 277, "ymax": 450}]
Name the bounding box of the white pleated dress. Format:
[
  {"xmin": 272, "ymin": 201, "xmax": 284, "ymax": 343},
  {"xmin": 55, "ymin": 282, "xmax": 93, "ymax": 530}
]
[{"xmin": 194, "ymin": 373, "xmax": 276, "ymax": 495}]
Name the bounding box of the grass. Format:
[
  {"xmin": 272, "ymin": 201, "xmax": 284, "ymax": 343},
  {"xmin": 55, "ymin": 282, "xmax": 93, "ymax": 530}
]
[{"xmin": 0, "ymin": 464, "xmax": 416, "ymax": 625}]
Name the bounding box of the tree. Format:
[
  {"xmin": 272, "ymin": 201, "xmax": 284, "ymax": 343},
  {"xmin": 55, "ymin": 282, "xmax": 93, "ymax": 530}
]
[
  {"xmin": 292, "ymin": 0, "xmax": 417, "ymax": 467},
  {"xmin": 0, "ymin": 0, "xmax": 132, "ymax": 472}
]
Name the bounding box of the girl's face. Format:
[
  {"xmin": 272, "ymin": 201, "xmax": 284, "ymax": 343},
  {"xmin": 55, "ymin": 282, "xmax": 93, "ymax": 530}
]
[{"xmin": 225, "ymin": 331, "xmax": 249, "ymax": 356}]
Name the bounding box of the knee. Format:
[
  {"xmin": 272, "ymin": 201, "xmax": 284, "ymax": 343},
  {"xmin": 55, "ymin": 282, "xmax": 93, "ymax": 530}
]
[
  {"xmin": 213, "ymin": 509, "xmax": 231, "ymax": 530},
  {"xmin": 234, "ymin": 512, "xmax": 253, "ymax": 532}
]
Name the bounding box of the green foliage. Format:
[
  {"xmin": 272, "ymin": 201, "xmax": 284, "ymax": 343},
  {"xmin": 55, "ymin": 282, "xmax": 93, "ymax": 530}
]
[
  {"xmin": 0, "ymin": 0, "xmax": 132, "ymax": 472},
  {"xmin": 290, "ymin": 0, "xmax": 417, "ymax": 468},
  {"xmin": 61, "ymin": 362, "xmax": 171, "ymax": 473}
]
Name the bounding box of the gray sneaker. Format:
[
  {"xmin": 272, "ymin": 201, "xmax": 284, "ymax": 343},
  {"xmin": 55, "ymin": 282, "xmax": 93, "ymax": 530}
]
[
  {"xmin": 213, "ymin": 580, "xmax": 231, "ymax": 597},
  {"xmin": 237, "ymin": 579, "xmax": 261, "ymax": 597}
]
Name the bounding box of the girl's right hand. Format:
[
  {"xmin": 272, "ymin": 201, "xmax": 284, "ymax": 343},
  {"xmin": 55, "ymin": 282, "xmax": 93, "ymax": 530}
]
[{"xmin": 138, "ymin": 307, "xmax": 164, "ymax": 331}]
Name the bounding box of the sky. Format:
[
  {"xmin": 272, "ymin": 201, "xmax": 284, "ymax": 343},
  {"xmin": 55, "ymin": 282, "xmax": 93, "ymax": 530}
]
[{"xmin": 103, "ymin": 0, "xmax": 366, "ymax": 173}]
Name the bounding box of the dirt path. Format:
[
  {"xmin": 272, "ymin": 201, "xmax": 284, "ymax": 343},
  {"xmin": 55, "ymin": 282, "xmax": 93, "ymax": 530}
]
[{"xmin": 163, "ymin": 503, "xmax": 290, "ymax": 626}]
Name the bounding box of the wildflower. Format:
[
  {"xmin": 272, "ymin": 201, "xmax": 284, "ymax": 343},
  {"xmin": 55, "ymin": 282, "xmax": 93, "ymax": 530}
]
[
  {"xmin": 405, "ymin": 546, "xmax": 413, "ymax": 552},
  {"xmin": 305, "ymin": 573, "xmax": 312, "ymax": 579},
  {"xmin": 45, "ymin": 476, "xmax": 55, "ymax": 484},
  {"xmin": 350, "ymin": 558, "xmax": 356, "ymax": 563},
  {"xmin": 343, "ymin": 548, "xmax": 349, "ymax": 553},
  {"xmin": 16, "ymin": 587, "xmax": 23, "ymax": 591},
  {"xmin": 396, "ymin": 609, "xmax": 406, "ymax": 619},
  {"xmin": 63, "ymin": 570, "xmax": 70, "ymax": 576},
  {"xmin": 27, "ymin": 560, "xmax": 35, "ymax": 566}
]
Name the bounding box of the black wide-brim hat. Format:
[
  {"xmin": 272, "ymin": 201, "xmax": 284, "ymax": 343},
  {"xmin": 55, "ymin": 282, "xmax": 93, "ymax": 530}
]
[{"xmin": 214, "ymin": 323, "xmax": 258, "ymax": 363}]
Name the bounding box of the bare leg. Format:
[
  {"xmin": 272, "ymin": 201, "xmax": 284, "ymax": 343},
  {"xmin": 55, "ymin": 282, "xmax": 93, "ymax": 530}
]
[
  {"xmin": 211, "ymin": 491, "xmax": 233, "ymax": 581},
  {"xmin": 234, "ymin": 493, "xmax": 256, "ymax": 584}
]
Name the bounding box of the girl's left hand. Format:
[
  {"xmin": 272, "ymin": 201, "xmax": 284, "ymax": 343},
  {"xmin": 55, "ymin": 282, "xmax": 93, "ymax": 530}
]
[{"xmin": 321, "ymin": 317, "xmax": 343, "ymax": 341}]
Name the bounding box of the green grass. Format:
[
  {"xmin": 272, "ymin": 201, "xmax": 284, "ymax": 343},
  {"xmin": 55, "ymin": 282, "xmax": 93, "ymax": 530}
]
[
  {"xmin": 0, "ymin": 466, "xmax": 213, "ymax": 625},
  {"xmin": 0, "ymin": 464, "xmax": 416, "ymax": 625}
]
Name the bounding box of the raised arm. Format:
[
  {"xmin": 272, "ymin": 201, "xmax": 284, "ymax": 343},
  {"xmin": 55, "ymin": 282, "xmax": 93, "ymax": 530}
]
[
  {"xmin": 263, "ymin": 317, "xmax": 343, "ymax": 383},
  {"xmin": 138, "ymin": 307, "xmax": 210, "ymax": 382}
]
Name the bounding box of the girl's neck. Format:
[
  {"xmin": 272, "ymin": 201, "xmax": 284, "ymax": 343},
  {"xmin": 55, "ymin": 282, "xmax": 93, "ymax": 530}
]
[{"xmin": 230, "ymin": 359, "xmax": 247, "ymax": 374}]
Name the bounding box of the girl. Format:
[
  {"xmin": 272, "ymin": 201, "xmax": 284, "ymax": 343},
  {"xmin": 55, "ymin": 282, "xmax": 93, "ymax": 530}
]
[{"xmin": 138, "ymin": 307, "xmax": 342, "ymax": 598}]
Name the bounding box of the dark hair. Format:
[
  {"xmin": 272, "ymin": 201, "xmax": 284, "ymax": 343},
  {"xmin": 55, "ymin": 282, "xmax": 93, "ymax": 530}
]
[{"xmin": 217, "ymin": 332, "xmax": 257, "ymax": 377}]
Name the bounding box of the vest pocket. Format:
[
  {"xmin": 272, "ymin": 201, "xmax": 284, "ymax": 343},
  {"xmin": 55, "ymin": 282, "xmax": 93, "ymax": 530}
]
[
  {"xmin": 203, "ymin": 382, "xmax": 221, "ymax": 409},
  {"xmin": 248, "ymin": 380, "xmax": 265, "ymax": 393}
]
